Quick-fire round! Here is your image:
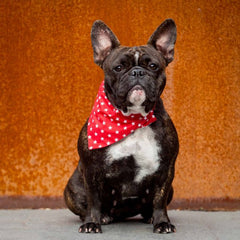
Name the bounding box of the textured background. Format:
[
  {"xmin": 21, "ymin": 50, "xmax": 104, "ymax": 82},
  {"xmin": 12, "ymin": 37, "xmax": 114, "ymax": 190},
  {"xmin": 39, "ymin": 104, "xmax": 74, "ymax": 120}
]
[{"xmin": 0, "ymin": 0, "xmax": 239, "ymax": 205}]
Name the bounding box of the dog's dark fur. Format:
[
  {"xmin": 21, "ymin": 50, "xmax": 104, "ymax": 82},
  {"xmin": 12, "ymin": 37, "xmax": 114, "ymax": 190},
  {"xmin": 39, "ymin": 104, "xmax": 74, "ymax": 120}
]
[{"xmin": 64, "ymin": 19, "xmax": 179, "ymax": 234}]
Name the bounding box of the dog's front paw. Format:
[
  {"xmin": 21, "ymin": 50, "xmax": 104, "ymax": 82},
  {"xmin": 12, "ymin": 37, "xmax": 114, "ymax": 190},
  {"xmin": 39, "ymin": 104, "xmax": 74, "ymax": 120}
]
[
  {"xmin": 79, "ymin": 222, "xmax": 102, "ymax": 233},
  {"xmin": 153, "ymin": 222, "xmax": 176, "ymax": 234}
]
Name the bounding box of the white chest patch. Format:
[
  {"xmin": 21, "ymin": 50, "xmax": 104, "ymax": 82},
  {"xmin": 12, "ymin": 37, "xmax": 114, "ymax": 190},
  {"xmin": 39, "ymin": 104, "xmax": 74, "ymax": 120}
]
[{"xmin": 106, "ymin": 126, "xmax": 161, "ymax": 182}]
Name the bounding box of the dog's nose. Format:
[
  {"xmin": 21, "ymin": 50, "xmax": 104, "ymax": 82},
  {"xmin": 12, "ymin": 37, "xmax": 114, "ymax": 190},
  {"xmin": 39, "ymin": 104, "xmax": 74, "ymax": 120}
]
[{"xmin": 130, "ymin": 68, "xmax": 146, "ymax": 77}]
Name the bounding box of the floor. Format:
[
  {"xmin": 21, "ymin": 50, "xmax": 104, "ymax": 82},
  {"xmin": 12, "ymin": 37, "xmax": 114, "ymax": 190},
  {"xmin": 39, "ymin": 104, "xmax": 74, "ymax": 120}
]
[{"xmin": 0, "ymin": 209, "xmax": 239, "ymax": 240}]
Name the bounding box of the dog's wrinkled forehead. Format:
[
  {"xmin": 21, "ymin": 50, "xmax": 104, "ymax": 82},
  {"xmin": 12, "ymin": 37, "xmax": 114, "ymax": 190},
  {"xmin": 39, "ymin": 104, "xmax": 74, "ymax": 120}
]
[
  {"xmin": 130, "ymin": 46, "xmax": 166, "ymax": 66},
  {"xmin": 106, "ymin": 45, "xmax": 166, "ymax": 68},
  {"xmin": 128, "ymin": 47, "xmax": 152, "ymax": 65}
]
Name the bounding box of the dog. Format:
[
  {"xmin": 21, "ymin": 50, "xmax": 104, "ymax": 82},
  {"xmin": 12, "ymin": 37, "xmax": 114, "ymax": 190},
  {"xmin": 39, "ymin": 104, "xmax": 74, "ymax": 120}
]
[{"xmin": 64, "ymin": 19, "xmax": 179, "ymax": 234}]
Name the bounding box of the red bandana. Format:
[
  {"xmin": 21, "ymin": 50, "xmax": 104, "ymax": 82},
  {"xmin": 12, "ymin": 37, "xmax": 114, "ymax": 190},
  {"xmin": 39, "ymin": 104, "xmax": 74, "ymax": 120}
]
[{"xmin": 87, "ymin": 81, "xmax": 157, "ymax": 150}]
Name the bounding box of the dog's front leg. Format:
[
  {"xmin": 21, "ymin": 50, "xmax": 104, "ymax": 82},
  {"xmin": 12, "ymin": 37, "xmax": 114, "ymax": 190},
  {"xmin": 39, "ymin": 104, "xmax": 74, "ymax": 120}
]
[
  {"xmin": 152, "ymin": 166, "xmax": 176, "ymax": 234},
  {"xmin": 78, "ymin": 183, "xmax": 102, "ymax": 233}
]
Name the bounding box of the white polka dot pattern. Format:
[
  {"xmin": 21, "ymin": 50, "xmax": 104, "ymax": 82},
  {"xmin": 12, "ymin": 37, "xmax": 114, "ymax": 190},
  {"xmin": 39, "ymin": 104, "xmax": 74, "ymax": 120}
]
[{"xmin": 87, "ymin": 81, "xmax": 157, "ymax": 150}]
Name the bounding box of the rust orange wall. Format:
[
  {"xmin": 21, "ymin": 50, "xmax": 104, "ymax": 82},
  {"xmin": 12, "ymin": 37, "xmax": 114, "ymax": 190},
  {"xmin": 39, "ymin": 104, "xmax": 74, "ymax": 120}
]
[{"xmin": 1, "ymin": 0, "xmax": 240, "ymax": 203}]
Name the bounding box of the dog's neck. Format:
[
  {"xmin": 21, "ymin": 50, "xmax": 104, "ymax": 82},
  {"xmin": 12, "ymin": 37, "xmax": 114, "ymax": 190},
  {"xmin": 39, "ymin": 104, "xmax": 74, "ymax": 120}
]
[{"xmin": 87, "ymin": 81, "xmax": 157, "ymax": 150}]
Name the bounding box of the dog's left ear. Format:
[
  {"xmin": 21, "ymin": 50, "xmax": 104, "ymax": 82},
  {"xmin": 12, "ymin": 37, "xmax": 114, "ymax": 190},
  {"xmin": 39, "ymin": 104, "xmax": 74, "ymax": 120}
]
[
  {"xmin": 148, "ymin": 19, "xmax": 177, "ymax": 65},
  {"xmin": 91, "ymin": 20, "xmax": 120, "ymax": 67}
]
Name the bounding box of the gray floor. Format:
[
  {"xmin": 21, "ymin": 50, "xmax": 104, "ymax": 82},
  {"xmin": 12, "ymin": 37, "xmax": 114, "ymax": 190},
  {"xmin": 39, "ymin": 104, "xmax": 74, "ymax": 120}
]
[{"xmin": 0, "ymin": 209, "xmax": 239, "ymax": 240}]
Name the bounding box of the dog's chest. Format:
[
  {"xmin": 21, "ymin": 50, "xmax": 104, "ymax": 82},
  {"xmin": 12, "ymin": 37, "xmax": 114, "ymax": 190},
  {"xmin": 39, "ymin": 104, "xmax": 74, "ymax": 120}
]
[{"xmin": 106, "ymin": 126, "xmax": 161, "ymax": 183}]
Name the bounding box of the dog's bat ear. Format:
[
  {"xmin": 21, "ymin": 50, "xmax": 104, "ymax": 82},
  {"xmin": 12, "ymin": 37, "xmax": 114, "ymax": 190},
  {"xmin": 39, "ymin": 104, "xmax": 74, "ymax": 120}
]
[
  {"xmin": 91, "ymin": 20, "xmax": 120, "ymax": 68},
  {"xmin": 148, "ymin": 19, "xmax": 177, "ymax": 65}
]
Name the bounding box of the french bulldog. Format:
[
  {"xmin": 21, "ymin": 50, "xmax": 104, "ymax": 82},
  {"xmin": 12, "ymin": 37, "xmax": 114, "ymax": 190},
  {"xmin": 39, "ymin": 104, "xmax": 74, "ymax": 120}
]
[{"xmin": 64, "ymin": 19, "xmax": 179, "ymax": 234}]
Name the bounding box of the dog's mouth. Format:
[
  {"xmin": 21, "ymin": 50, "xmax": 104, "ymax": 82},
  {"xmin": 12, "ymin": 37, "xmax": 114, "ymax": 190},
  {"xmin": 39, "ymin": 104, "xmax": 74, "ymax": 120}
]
[
  {"xmin": 127, "ymin": 85, "xmax": 146, "ymax": 105},
  {"xmin": 117, "ymin": 85, "xmax": 148, "ymax": 116},
  {"xmin": 111, "ymin": 79, "xmax": 156, "ymax": 117}
]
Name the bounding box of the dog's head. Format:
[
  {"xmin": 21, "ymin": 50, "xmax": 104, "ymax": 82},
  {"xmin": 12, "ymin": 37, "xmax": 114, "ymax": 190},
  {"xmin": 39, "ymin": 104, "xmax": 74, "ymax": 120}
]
[{"xmin": 91, "ymin": 19, "xmax": 176, "ymax": 116}]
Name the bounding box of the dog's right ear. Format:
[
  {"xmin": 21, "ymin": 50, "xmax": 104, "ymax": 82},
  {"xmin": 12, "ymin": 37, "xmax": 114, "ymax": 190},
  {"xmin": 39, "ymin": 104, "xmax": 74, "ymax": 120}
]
[{"xmin": 91, "ymin": 20, "xmax": 120, "ymax": 68}]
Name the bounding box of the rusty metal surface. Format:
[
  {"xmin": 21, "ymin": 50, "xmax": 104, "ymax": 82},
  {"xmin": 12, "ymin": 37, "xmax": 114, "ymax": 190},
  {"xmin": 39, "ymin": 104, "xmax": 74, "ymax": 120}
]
[{"xmin": 0, "ymin": 0, "xmax": 239, "ymax": 203}]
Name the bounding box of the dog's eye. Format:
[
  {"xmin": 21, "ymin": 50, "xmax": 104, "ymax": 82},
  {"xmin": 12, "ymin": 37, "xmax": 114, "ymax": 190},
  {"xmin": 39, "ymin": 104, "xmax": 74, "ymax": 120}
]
[
  {"xmin": 149, "ymin": 63, "xmax": 158, "ymax": 70},
  {"xmin": 114, "ymin": 65, "xmax": 123, "ymax": 72}
]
